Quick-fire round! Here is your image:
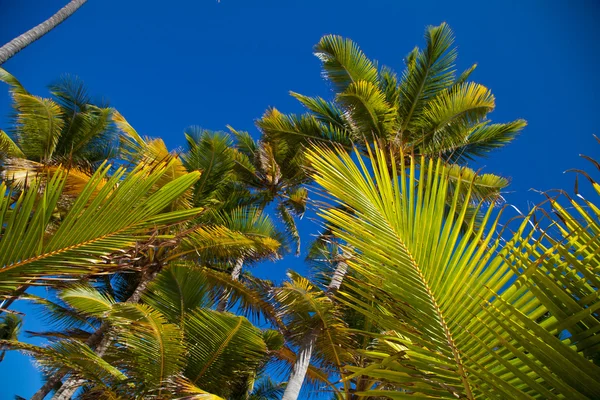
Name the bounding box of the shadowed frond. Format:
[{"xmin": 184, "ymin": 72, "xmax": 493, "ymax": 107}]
[{"xmin": 183, "ymin": 308, "xmax": 267, "ymax": 397}]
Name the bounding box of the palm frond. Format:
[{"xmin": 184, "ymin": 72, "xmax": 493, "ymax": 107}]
[
  {"xmin": 337, "ymin": 80, "xmax": 397, "ymax": 141},
  {"xmin": 314, "ymin": 35, "xmax": 379, "ymax": 92},
  {"xmin": 399, "ymin": 23, "xmax": 457, "ymax": 136},
  {"xmin": 0, "ymin": 160, "xmax": 201, "ymax": 295},
  {"xmin": 0, "ymin": 129, "xmax": 24, "ymax": 160},
  {"xmin": 180, "ymin": 207, "xmax": 284, "ymax": 262},
  {"xmin": 183, "ymin": 309, "xmax": 267, "ymax": 397},
  {"xmin": 306, "ymin": 142, "xmax": 600, "ymax": 399}
]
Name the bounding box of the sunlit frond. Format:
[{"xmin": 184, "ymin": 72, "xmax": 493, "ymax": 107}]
[{"xmin": 307, "ymin": 142, "xmax": 600, "ymax": 399}]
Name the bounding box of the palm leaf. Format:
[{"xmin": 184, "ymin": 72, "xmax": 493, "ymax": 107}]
[
  {"xmin": 183, "ymin": 308, "xmax": 267, "ymax": 396},
  {"xmin": 306, "ymin": 142, "xmax": 600, "ymax": 399},
  {"xmin": 398, "ymin": 23, "xmax": 457, "ymax": 136},
  {"xmin": 0, "ymin": 160, "xmax": 201, "ymax": 295},
  {"xmin": 314, "ymin": 35, "xmax": 379, "ymax": 92}
]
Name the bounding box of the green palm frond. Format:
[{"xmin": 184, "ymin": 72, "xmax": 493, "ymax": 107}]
[
  {"xmin": 183, "ymin": 127, "xmax": 238, "ymax": 206},
  {"xmin": 142, "ymin": 263, "xmax": 215, "ymax": 324},
  {"xmin": 398, "ymin": 23, "xmax": 457, "ymax": 136},
  {"xmin": 2, "ymin": 69, "xmax": 117, "ymax": 169},
  {"xmin": 180, "ymin": 207, "xmax": 284, "ymax": 262},
  {"xmin": 258, "ymin": 108, "xmax": 351, "ymax": 150},
  {"xmin": 0, "ymin": 160, "xmax": 201, "ymax": 295},
  {"xmin": 0, "ymin": 67, "xmax": 27, "ymax": 95},
  {"xmin": 199, "ymin": 267, "xmax": 282, "ymax": 326},
  {"xmin": 275, "ymin": 271, "xmax": 354, "ymax": 371},
  {"xmin": 445, "ymin": 164, "xmax": 509, "ymax": 205},
  {"xmin": 248, "ymin": 376, "xmax": 286, "ymax": 400},
  {"xmin": 277, "ymin": 203, "xmax": 301, "ymax": 255},
  {"xmin": 270, "ymin": 345, "xmax": 337, "ymax": 397},
  {"xmin": 0, "ymin": 129, "xmax": 24, "ymax": 160},
  {"xmin": 415, "ymin": 82, "xmax": 495, "ymax": 138},
  {"xmin": 60, "ymin": 285, "xmax": 115, "ymax": 318},
  {"xmin": 337, "ymin": 80, "xmax": 397, "ymax": 141},
  {"xmin": 12, "ymin": 93, "xmax": 65, "ymax": 162},
  {"xmin": 110, "ymin": 302, "xmax": 186, "ymax": 390},
  {"xmin": 442, "ymin": 119, "xmax": 527, "ymax": 163},
  {"xmin": 183, "ymin": 308, "xmax": 267, "ymax": 397},
  {"xmin": 4, "ymin": 339, "xmax": 126, "ymax": 385},
  {"xmin": 314, "ymin": 35, "xmax": 379, "ymax": 92},
  {"xmin": 307, "ymin": 142, "xmax": 600, "ymax": 399},
  {"xmin": 289, "ymin": 92, "xmax": 352, "ymax": 143}
]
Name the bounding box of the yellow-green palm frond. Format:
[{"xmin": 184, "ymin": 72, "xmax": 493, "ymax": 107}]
[
  {"xmin": 2, "ymin": 339, "xmax": 127, "ymax": 388},
  {"xmin": 171, "ymin": 377, "xmax": 226, "ymax": 400},
  {"xmin": 314, "ymin": 35, "xmax": 379, "ymax": 93},
  {"xmin": 0, "ymin": 160, "xmax": 201, "ymax": 295},
  {"xmin": 274, "ymin": 271, "xmax": 354, "ymax": 369},
  {"xmin": 180, "ymin": 207, "xmax": 284, "ymax": 262},
  {"xmin": 183, "ymin": 308, "xmax": 268, "ymax": 397},
  {"xmin": 445, "ymin": 164, "xmax": 509, "ymax": 205},
  {"xmin": 398, "ymin": 23, "xmax": 457, "ymax": 135},
  {"xmin": 12, "ymin": 93, "xmax": 65, "ymax": 162},
  {"xmin": 337, "ymin": 80, "xmax": 398, "ymax": 141},
  {"xmin": 306, "ymin": 142, "xmax": 600, "ymax": 399},
  {"xmin": 0, "ymin": 128, "xmax": 24, "ymax": 160},
  {"xmin": 0, "ymin": 67, "xmax": 27, "ymax": 95}
]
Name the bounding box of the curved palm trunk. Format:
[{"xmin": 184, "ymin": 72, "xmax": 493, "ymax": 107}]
[
  {"xmin": 216, "ymin": 257, "xmax": 244, "ymax": 312},
  {"xmin": 0, "ymin": 0, "xmax": 87, "ymax": 65},
  {"xmin": 31, "ymin": 269, "xmax": 158, "ymax": 400},
  {"xmin": 281, "ymin": 258, "xmax": 348, "ymax": 400}
]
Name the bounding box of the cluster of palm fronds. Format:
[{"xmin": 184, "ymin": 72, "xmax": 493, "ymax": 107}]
[{"xmin": 0, "ymin": 23, "xmax": 598, "ymax": 400}]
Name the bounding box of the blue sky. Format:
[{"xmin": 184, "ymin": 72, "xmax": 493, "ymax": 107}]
[{"xmin": 1, "ymin": 0, "xmax": 600, "ymax": 397}]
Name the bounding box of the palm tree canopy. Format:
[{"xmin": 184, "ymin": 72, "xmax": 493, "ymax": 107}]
[{"xmin": 258, "ymin": 23, "xmax": 526, "ymax": 164}]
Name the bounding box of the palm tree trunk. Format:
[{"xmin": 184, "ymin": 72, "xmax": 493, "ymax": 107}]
[
  {"xmin": 32, "ymin": 269, "xmax": 158, "ymax": 400},
  {"xmin": 0, "ymin": 0, "xmax": 88, "ymax": 65},
  {"xmin": 281, "ymin": 257, "xmax": 348, "ymax": 400},
  {"xmin": 216, "ymin": 257, "xmax": 244, "ymax": 312}
]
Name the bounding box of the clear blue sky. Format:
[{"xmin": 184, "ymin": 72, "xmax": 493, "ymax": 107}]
[{"xmin": 1, "ymin": 0, "xmax": 599, "ymax": 398}]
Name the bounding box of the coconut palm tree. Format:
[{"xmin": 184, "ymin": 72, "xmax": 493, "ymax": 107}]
[
  {"xmin": 259, "ymin": 23, "xmax": 525, "ymax": 167},
  {"xmin": 0, "ymin": 0, "xmax": 88, "ymax": 65},
  {"xmin": 0, "ymin": 159, "xmax": 201, "ymax": 298},
  {"xmin": 25, "ymin": 114, "xmax": 289, "ymax": 400},
  {"xmin": 270, "ymin": 23, "xmax": 526, "ymax": 400},
  {"xmin": 230, "ymin": 127, "xmax": 309, "ymax": 255},
  {"xmin": 0, "ymin": 68, "xmax": 118, "ymax": 193},
  {"xmin": 5, "ymin": 267, "xmax": 275, "ymax": 399},
  {"xmin": 303, "ymin": 140, "xmax": 600, "ymax": 398}
]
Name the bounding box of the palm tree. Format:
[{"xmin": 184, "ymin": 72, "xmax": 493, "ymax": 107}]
[
  {"xmin": 269, "ymin": 23, "xmax": 526, "ymax": 400},
  {"xmin": 0, "ymin": 68, "xmax": 118, "ymax": 193},
  {"xmin": 6, "ymin": 265, "xmax": 282, "ymax": 399},
  {"xmin": 25, "ymin": 114, "xmax": 289, "ymax": 400},
  {"xmin": 304, "ymin": 140, "xmax": 600, "ymax": 398},
  {"xmin": 0, "ymin": 160, "xmax": 201, "ymax": 298},
  {"xmin": 259, "ymin": 23, "xmax": 525, "ymax": 167},
  {"xmin": 230, "ymin": 127, "xmax": 309, "ymax": 255},
  {"xmin": 0, "ymin": 0, "xmax": 88, "ymax": 65}
]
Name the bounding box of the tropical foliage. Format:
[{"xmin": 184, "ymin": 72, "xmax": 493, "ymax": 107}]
[
  {"xmin": 1, "ymin": 22, "xmax": 598, "ymax": 400},
  {"xmin": 305, "ymin": 141, "xmax": 600, "ymax": 399}
]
